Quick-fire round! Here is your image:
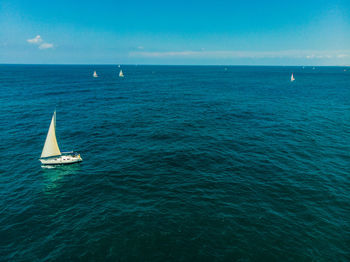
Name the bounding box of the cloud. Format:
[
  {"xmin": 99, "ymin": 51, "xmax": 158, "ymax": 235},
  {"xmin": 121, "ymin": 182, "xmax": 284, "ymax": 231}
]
[
  {"xmin": 27, "ymin": 35, "xmax": 43, "ymax": 44},
  {"xmin": 137, "ymin": 46, "xmax": 144, "ymax": 50},
  {"xmin": 39, "ymin": 43, "xmax": 53, "ymax": 49},
  {"xmin": 337, "ymin": 54, "xmax": 348, "ymax": 58},
  {"xmin": 130, "ymin": 49, "xmax": 350, "ymax": 60},
  {"xmin": 27, "ymin": 35, "xmax": 53, "ymax": 50}
]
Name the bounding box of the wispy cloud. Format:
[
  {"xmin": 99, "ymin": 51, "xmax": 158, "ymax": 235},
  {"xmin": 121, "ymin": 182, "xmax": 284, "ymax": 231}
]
[
  {"xmin": 27, "ymin": 35, "xmax": 53, "ymax": 50},
  {"xmin": 137, "ymin": 46, "xmax": 144, "ymax": 50},
  {"xmin": 337, "ymin": 54, "xmax": 349, "ymax": 58},
  {"xmin": 39, "ymin": 43, "xmax": 53, "ymax": 49},
  {"xmin": 130, "ymin": 50, "xmax": 350, "ymax": 60},
  {"xmin": 27, "ymin": 35, "xmax": 43, "ymax": 44}
]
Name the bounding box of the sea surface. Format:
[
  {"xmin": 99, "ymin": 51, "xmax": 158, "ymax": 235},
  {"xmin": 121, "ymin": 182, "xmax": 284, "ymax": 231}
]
[{"xmin": 0, "ymin": 65, "xmax": 349, "ymax": 261}]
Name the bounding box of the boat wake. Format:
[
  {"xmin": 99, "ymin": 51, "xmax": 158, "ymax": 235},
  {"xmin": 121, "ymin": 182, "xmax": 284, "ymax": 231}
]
[{"xmin": 41, "ymin": 165, "xmax": 55, "ymax": 169}]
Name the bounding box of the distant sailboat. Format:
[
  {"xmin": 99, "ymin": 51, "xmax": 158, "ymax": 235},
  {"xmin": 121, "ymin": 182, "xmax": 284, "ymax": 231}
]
[
  {"xmin": 39, "ymin": 111, "xmax": 82, "ymax": 165},
  {"xmin": 93, "ymin": 71, "xmax": 98, "ymax": 78},
  {"xmin": 291, "ymin": 73, "xmax": 295, "ymax": 82},
  {"xmin": 119, "ymin": 69, "xmax": 124, "ymax": 77}
]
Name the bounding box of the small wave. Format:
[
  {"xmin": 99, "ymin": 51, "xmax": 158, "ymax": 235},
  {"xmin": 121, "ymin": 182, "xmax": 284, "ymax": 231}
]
[{"xmin": 41, "ymin": 165, "xmax": 55, "ymax": 169}]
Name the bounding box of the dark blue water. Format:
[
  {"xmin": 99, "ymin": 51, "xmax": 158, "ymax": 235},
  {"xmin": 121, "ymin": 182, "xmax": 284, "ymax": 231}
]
[{"xmin": 1, "ymin": 65, "xmax": 349, "ymax": 261}]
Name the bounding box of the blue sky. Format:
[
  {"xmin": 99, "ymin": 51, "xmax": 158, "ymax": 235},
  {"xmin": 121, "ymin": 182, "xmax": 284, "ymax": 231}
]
[{"xmin": 1, "ymin": 0, "xmax": 349, "ymax": 65}]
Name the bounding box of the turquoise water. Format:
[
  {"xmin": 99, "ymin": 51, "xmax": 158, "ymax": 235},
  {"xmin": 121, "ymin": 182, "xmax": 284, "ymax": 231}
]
[{"xmin": 0, "ymin": 65, "xmax": 349, "ymax": 261}]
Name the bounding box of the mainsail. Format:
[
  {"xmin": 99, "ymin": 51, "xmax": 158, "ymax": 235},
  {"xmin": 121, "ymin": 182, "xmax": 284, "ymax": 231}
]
[
  {"xmin": 119, "ymin": 70, "xmax": 124, "ymax": 77},
  {"xmin": 41, "ymin": 111, "xmax": 61, "ymax": 158},
  {"xmin": 291, "ymin": 73, "xmax": 295, "ymax": 82}
]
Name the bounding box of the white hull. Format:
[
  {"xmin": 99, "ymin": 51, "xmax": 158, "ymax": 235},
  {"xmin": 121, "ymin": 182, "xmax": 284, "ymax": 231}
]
[{"xmin": 40, "ymin": 154, "xmax": 82, "ymax": 165}]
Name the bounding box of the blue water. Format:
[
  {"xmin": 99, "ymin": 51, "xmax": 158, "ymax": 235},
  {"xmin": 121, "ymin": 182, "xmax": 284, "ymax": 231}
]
[{"xmin": 0, "ymin": 65, "xmax": 349, "ymax": 261}]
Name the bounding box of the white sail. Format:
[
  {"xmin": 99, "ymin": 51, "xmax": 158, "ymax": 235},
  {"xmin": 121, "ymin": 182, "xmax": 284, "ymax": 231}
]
[
  {"xmin": 119, "ymin": 70, "xmax": 124, "ymax": 77},
  {"xmin": 93, "ymin": 71, "xmax": 98, "ymax": 77},
  {"xmin": 41, "ymin": 111, "xmax": 61, "ymax": 158},
  {"xmin": 291, "ymin": 73, "xmax": 295, "ymax": 82}
]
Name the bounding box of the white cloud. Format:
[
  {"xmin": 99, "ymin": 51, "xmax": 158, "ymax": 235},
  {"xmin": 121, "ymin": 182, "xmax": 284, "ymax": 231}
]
[
  {"xmin": 337, "ymin": 54, "xmax": 348, "ymax": 58},
  {"xmin": 137, "ymin": 46, "xmax": 144, "ymax": 50},
  {"xmin": 27, "ymin": 35, "xmax": 53, "ymax": 50},
  {"xmin": 27, "ymin": 35, "xmax": 43, "ymax": 44},
  {"xmin": 39, "ymin": 43, "xmax": 53, "ymax": 49}
]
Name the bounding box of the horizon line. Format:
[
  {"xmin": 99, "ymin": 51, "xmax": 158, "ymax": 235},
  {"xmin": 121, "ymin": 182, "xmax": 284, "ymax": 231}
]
[{"xmin": 0, "ymin": 63, "xmax": 349, "ymax": 67}]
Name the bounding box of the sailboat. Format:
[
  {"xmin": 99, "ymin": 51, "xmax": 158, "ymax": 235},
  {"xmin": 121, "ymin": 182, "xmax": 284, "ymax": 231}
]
[
  {"xmin": 119, "ymin": 69, "xmax": 124, "ymax": 77},
  {"xmin": 39, "ymin": 111, "xmax": 82, "ymax": 165},
  {"xmin": 93, "ymin": 71, "xmax": 98, "ymax": 78},
  {"xmin": 291, "ymin": 73, "xmax": 295, "ymax": 82}
]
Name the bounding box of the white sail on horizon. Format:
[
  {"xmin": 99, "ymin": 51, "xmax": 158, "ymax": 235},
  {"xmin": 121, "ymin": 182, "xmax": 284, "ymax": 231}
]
[
  {"xmin": 93, "ymin": 71, "xmax": 98, "ymax": 77},
  {"xmin": 41, "ymin": 111, "xmax": 61, "ymax": 158},
  {"xmin": 291, "ymin": 73, "xmax": 295, "ymax": 82},
  {"xmin": 119, "ymin": 70, "xmax": 124, "ymax": 77}
]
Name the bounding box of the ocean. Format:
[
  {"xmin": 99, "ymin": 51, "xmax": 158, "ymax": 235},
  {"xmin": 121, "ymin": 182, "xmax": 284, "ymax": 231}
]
[{"xmin": 0, "ymin": 65, "xmax": 349, "ymax": 261}]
